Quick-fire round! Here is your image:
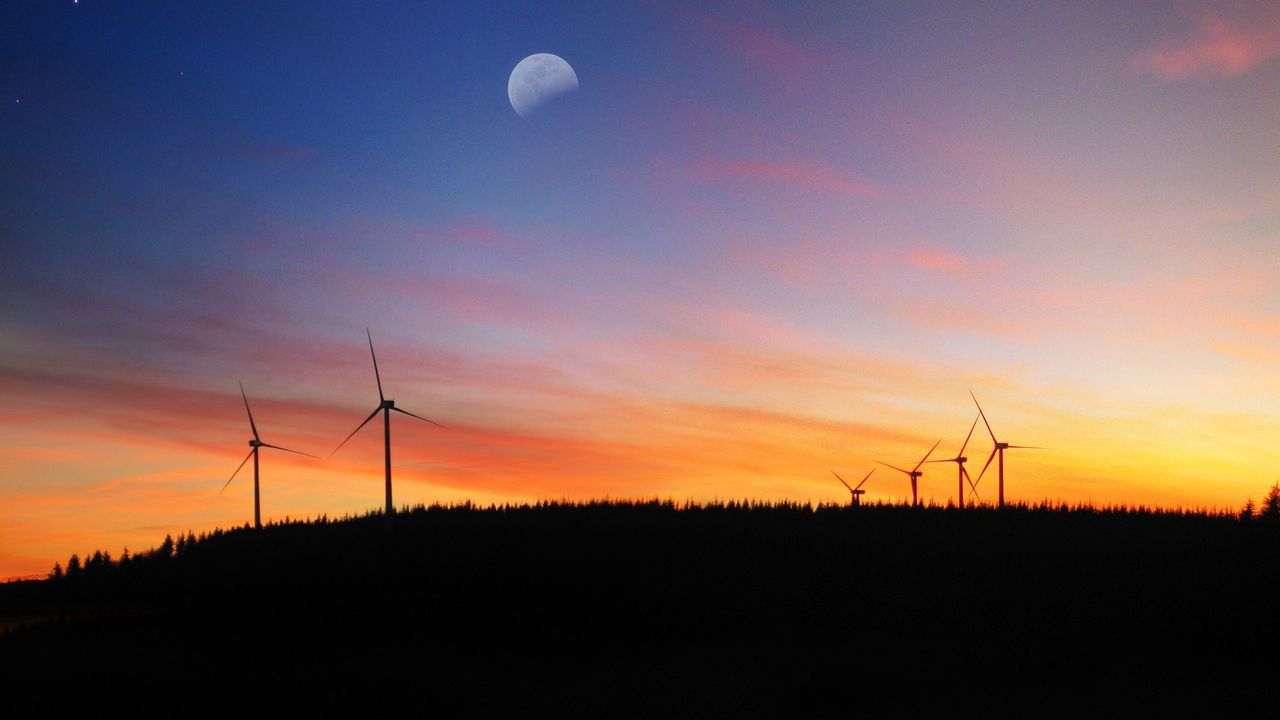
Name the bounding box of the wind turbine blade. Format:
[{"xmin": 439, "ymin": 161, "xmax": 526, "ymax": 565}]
[
  {"xmin": 963, "ymin": 466, "xmax": 982, "ymax": 503},
  {"xmin": 260, "ymin": 442, "xmax": 319, "ymax": 459},
  {"xmin": 330, "ymin": 406, "xmax": 382, "ymax": 457},
  {"xmin": 854, "ymin": 468, "xmax": 874, "ymax": 491},
  {"xmin": 873, "ymin": 460, "xmax": 911, "ymax": 475},
  {"xmin": 367, "ymin": 328, "xmax": 384, "ymax": 402},
  {"xmin": 239, "ymin": 381, "xmax": 259, "ymax": 441},
  {"xmin": 924, "ymin": 458, "xmax": 958, "ymax": 464},
  {"xmin": 970, "ymin": 389, "xmax": 997, "ymax": 444},
  {"xmin": 831, "ymin": 470, "xmax": 853, "ymax": 492},
  {"xmin": 391, "ymin": 406, "xmax": 447, "ymax": 429},
  {"xmin": 1007, "ymin": 445, "xmax": 1047, "ymax": 450},
  {"xmin": 221, "ymin": 449, "xmax": 254, "ymax": 494},
  {"xmin": 959, "ymin": 414, "xmax": 979, "ymax": 457},
  {"xmin": 975, "ymin": 448, "xmax": 998, "ymax": 485},
  {"xmin": 913, "ymin": 438, "xmax": 942, "ymax": 472}
]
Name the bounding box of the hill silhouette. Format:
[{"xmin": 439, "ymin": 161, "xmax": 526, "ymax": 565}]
[{"xmin": 2, "ymin": 500, "xmax": 1278, "ymax": 712}]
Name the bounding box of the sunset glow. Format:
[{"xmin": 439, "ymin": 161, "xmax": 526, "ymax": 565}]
[{"xmin": 2, "ymin": 2, "xmax": 1279, "ymax": 577}]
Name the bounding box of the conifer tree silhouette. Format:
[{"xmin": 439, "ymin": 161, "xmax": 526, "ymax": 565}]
[{"xmin": 1260, "ymin": 483, "xmax": 1280, "ymax": 523}]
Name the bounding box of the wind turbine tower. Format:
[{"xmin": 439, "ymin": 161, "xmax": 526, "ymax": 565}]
[
  {"xmin": 926, "ymin": 414, "xmax": 982, "ymax": 508},
  {"xmin": 222, "ymin": 382, "xmax": 316, "ymax": 529},
  {"xmin": 970, "ymin": 390, "xmax": 1044, "ymax": 508},
  {"xmin": 832, "ymin": 469, "xmax": 873, "ymax": 507},
  {"xmin": 875, "ymin": 439, "xmax": 942, "ymax": 506},
  {"xmin": 332, "ymin": 329, "xmax": 446, "ymax": 525}
]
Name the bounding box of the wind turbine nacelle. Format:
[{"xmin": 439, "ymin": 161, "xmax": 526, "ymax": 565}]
[
  {"xmin": 996, "ymin": 443, "xmax": 1009, "ymax": 449},
  {"xmin": 852, "ymin": 489, "xmax": 865, "ymax": 496},
  {"xmin": 380, "ymin": 399, "xmax": 396, "ymax": 409},
  {"xmin": 248, "ymin": 439, "xmax": 262, "ymax": 447},
  {"xmin": 957, "ymin": 457, "xmax": 967, "ymax": 463}
]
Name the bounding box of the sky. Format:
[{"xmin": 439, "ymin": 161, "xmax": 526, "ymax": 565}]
[{"xmin": 2, "ymin": 0, "xmax": 1279, "ymax": 577}]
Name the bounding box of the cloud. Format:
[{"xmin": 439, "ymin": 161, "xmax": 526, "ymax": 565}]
[
  {"xmin": 693, "ymin": 159, "xmax": 882, "ymax": 199},
  {"xmin": 1132, "ymin": 9, "xmax": 1280, "ymax": 80},
  {"xmin": 675, "ymin": 6, "xmax": 819, "ymax": 76},
  {"xmin": 904, "ymin": 247, "xmax": 966, "ymax": 274},
  {"xmin": 391, "ymin": 275, "xmax": 568, "ymax": 330},
  {"xmin": 442, "ymin": 219, "xmax": 508, "ymax": 247},
  {"xmin": 1210, "ymin": 340, "xmax": 1280, "ymax": 366}
]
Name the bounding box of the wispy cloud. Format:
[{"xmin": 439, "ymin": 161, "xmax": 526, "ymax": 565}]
[
  {"xmin": 693, "ymin": 159, "xmax": 882, "ymax": 199},
  {"xmin": 904, "ymin": 247, "xmax": 966, "ymax": 274},
  {"xmin": 441, "ymin": 219, "xmax": 508, "ymax": 247},
  {"xmin": 1132, "ymin": 9, "xmax": 1280, "ymax": 80},
  {"xmin": 675, "ymin": 6, "xmax": 819, "ymax": 76}
]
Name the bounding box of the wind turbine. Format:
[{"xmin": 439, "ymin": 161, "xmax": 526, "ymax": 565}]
[
  {"xmin": 331, "ymin": 329, "xmax": 446, "ymax": 525},
  {"xmin": 926, "ymin": 415, "xmax": 982, "ymax": 508},
  {"xmin": 970, "ymin": 390, "xmax": 1044, "ymax": 508},
  {"xmin": 831, "ymin": 469, "xmax": 873, "ymax": 507},
  {"xmin": 874, "ymin": 439, "xmax": 942, "ymax": 506},
  {"xmin": 221, "ymin": 382, "xmax": 316, "ymax": 529}
]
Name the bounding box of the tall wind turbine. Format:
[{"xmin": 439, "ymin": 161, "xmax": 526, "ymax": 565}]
[
  {"xmin": 221, "ymin": 382, "xmax": 316, "ymax": 529},
  {"xmin": 331, "ymin": 329, "xmax": 446, "ymax": 524},
  {"xmin": 874, "ymin": 439, "xmax": 942, "ymax": 506},
  {"xmin": 926, "ymin": 415, "xmax": 982, "ymax": 508},
  {"xmin": 832, "ymin": 469, "xmax": 873, "ymax": 507},
  {"xmin": 970, "ymin": 390, "xmax": 1044, "ymax": 508}
]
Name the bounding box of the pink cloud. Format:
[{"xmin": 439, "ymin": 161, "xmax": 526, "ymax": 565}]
[
  {"xmin": 704, "ymin": 18, "xmax": 816, "ymax": 74},
  {"xmin": 402, "ymin": 276, "xmax": 571, "ymax": 329},
  {"xmin": 441, "ymin": 219, "xmax": 508, "ymax": 247},
  {"xmin": 674, "ymin": 6, "xmax": 819, "ymax": 76},
  {"xmin": 888, "ymin": 299, "xmax": 1029, "ymax": 339},
  {"xmin": 693, "ymin": 159, "xmax": 882, "ymax": 199},
  {"xmin": 904, "ymin": 247, "xmax": 966, "ymax": 274},
  {"xmin": 1132, "ymin": 10, "xmax": 1280, "ymax": 80}
]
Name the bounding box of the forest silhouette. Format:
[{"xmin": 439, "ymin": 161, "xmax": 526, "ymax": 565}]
[{"xmin": 2, "ymin": 498, "xmax": 1279, "ymax": 710}]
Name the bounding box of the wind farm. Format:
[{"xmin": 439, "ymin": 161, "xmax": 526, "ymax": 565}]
[
  {"xmin": 219, "ymin": 343, "xmax": 1053, "ymax": 522},
  {"xmin": 5, "ymin": 0, "xmax": 1280, "ymax": 710},
  {"xmin": 4, "ymin": 342, "xmax": 1279, "ymax": 707}
]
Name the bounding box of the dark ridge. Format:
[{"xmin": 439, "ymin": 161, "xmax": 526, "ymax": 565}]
[{"xmin": 2, "ymin": 500, "xmax": 1277, "ymax": 711}]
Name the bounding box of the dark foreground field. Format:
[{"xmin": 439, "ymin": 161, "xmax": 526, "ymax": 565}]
[{"xmin": 2, "ymin": 501, "xmax": 1278, "ymax": 712}]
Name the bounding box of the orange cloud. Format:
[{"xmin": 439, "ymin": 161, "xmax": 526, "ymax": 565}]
[
  {"xmin": 6, "ymin": 246, "xmax": 1280, "ymax": 577},
  {"xmin": 1132, "ymin": 10, "xmax": 1280, "ymax": 80},
  {"xmin": 1210, "ymin": 340, "xmax": 1280, "ymax": 365}
]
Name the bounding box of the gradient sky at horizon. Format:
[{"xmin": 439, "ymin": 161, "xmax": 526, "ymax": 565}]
[{"xmin": 3, "ymin": 1, "xmax": 1279, "ymax": 576}]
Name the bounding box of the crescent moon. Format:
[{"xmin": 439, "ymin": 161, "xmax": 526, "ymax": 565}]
[{"xmin": 508, "ymin": 53, "xmax": 579, "ymax": 118}]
